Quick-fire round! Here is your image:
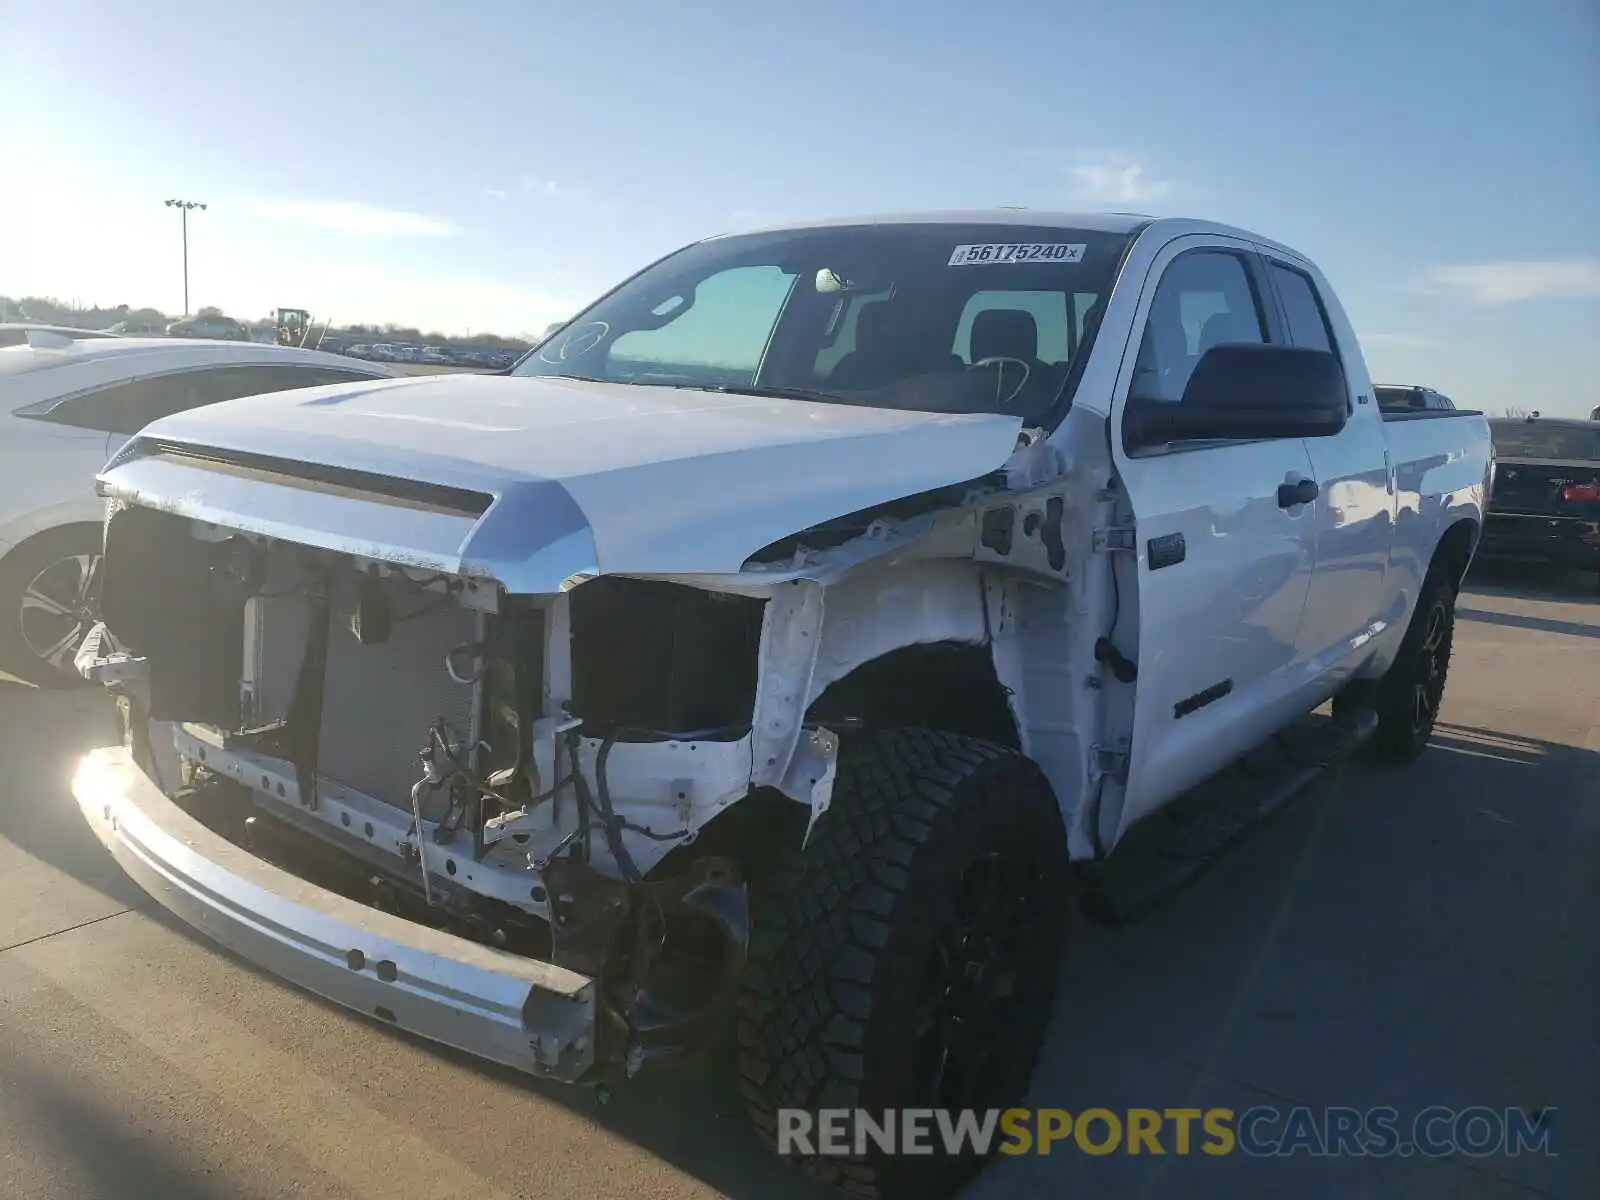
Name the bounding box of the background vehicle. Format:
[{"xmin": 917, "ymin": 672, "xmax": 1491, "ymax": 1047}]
[
  {"xmin": 166, "ymin": 314, "xmax": 250, "ymax": 340},
  {"xmin": 273, "ymin": 308, "xmax": 316, "ymax": 347},
  {"xmin": 0, "ymin": 336, "xmax": 403, "ymax": 684},
  {"xmin": 1480, "ymin": 415, "xmax": 1600, "ymax": 584},
  {"xmin": 72, "ymin": 213, "xmax": 1490, "ymax": 1199},
  {"xmin": 1374, "ymin": 383, "xmax": 1456, "ymax": 413}
]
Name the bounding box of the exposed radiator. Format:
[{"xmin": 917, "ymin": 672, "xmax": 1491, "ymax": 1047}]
[{"xmin": 252, "ymin": 574, "xmax": 478, "ymax": 812}]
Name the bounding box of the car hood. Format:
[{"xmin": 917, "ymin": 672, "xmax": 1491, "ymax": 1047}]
[{"xmin": 99, "ymin": 373, "xmax": 1024, "ymax": 591}]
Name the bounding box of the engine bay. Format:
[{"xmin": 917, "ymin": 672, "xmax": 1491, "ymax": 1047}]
[{"xmin": 95, "ymin": 503, "xmax": 777, "ymax": 1073}]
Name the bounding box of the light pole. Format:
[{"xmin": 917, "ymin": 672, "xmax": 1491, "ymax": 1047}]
[{"xmin": 164, "ymin": 198, "xmax": 207, "ymax": 315}]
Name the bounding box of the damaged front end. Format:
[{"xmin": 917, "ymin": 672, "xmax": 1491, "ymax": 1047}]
[{"xmin": 76, "ymin": 500, "xmax": 785, "ymax": 1083}]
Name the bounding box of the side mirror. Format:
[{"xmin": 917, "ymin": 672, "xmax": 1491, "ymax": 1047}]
[{"xmin": 1124, "ymin": 344, "xmax": 1349, "ymax": 448}]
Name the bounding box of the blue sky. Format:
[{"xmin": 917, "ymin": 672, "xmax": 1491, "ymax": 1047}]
[{"xmin": 2, "ymin": 0, "xmax": 1595, "ymax": 415}]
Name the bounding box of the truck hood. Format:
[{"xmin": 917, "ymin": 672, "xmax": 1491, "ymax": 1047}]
[{"xmin": 100, "ymin": 373, "xmax": 1024, "ymax": 591}]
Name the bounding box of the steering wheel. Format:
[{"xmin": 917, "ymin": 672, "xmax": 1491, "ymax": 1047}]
[{"xmin": 966, "ymin": 355, "xmax": 1031, "ymax": 408}]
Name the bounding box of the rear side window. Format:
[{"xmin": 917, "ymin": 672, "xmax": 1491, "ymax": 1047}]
[
  {"xmin": 20, "ymin": 363, "xmax": 385, "ymax": 435},
  {"xmin": 1375, "ymin": 385, "xmax": 1426, "ymax": 413},
  {"xmin": 1270, "ymin": 263, "xmax": 1337, "ymax": 355}
]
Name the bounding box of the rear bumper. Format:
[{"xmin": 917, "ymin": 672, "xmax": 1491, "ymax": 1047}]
[
  {"xmin": 1479, "ymin": 511, "xmax": 1600, "ymax": 570},
  {"xmin": 72, "ymin": 746, "xmax": 598, "ymax": 1081}
]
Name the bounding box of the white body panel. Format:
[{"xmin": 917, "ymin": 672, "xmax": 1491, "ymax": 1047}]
[
  {"xmin": 0, "ymin": 419, "xmax": 113, "ymax": 549},
  {"xmin": 1068, "ymin": 220, "xmax": 1489, "ymax": 846},
  {"xmin": 110, "ymin": 373, "xmax": 1026, "ymax": 582},
  {"xmin": 0, "ymin": 338, "xmax": 401, "ymax": 552},
  {"xmin": 1099, "ymin": 234, "xmax": 1320, "ymax": 832}
]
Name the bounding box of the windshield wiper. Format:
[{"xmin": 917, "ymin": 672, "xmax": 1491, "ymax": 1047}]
[
  {"xmin": 549, "ymin": 373, "xmax": 847, "ymax": 404},
  {"xmin": 698, "ymin": 383, "xmax": 844, "ymax": 404}
]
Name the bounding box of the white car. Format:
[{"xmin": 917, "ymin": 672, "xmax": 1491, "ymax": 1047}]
[
  {"xmin": 0, "ymin": 330, "xmax": 402, "ymax": 684},
  {"xmin": 0, "ymin": 323, "xmax": 122, "ymax": 348}
]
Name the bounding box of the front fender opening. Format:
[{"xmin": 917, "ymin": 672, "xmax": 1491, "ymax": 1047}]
[{"xmin": 805, "ymin": 641, "xmax": 1020, "ymax": 750}]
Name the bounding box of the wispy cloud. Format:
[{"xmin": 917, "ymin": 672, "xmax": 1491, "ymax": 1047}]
[
  {"xmin": 1015, "ymin": 149, "xmax": 1203, "ymax": 209},
  {"xmin": 242, "ymin": 198, "xmax": 462, "ymax": 238},
  {"xmin": 484, "ymin": 187, "xmax": 510, "ymax": 201},
  {"xmin": 1423, "ymin": 259, "xmax": 1600, "ymax": 305},
  {"xmin": 1067, "ymin": 155, "xmax": 1176, "ymax": 206},
  {"xmin": 1361, "ymin": 332, "xmax": 1439, "ymax": 349}
]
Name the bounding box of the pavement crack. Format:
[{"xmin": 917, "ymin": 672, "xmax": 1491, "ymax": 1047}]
[{"xmin": 0, "ymin": 907, "xmax": 140, "ymax": 956}]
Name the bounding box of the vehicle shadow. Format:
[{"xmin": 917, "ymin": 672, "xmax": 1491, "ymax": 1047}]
[
  {"xmin": 128, "ymin": 718, "xmax": 1600, "ymax": 1200},
  {"xmin": 1464, "ymin": 558, "xmax": 1598, "ymax": 603},
  {"xmin": 0, "ymin": 1042, "xmax": 229, "ymax": 1200},
  {"xmin": 1456, "ymin": 605, "xmax": 1598, "ymax": 639}
]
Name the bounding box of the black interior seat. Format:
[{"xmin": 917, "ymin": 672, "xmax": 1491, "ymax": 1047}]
[
  {"xmin": 1196, "ymin": 310, "xmax": 1242, "ymax": 355},
  {"xmin": 829, "ymin": 304, "xmax": 962, "ymax": 390},
  {"xmin": 969, "ymin": 308, "xmax": 1043, "ymax": 368}
]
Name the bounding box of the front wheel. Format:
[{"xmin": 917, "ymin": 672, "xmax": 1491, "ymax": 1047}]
[
  {"xmin": 0, "ymin": 526, "xmax": 103, "ymax": 688},
  {"xmin": 1338, "ymin": 566, "xmax": 1457, "ymax": 764},
  {"xmin": 737, "ymin": 729, "xmax": 1071, "ymax": 1199}
]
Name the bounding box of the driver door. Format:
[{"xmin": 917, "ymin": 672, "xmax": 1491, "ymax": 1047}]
[{"xmin": 1108, "ymin": 237, "xmax": 1320, "ymax": 836}]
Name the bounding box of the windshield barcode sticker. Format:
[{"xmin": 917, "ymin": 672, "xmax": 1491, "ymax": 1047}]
[{"xmin": 947, "ymin": 243, "xmax": 1086, "ymax": 266}]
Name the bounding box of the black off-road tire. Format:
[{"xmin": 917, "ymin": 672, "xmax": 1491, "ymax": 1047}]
[
  {"xmin": 736, "ymin": 729, "xmax": 1071, "ymax": 1199},
  {"xmin": 1336, "ymin": 565, "xmax": 1457, "ymax": 764},
  {"xmin": 0, "ymin": 525, "xmax": 102, "ymax": 688}
]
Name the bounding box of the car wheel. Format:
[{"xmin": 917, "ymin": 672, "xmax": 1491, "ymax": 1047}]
[
  {"xmin": 737, "ymin": 729, "xmax": 1071, "ymax": 1199},
  {"xmin": 1340, "ymin": 566, "xmax": 1457, "ymax": 765},
  {"xmin": 0, "ymin": 526, "xmax": 103, "ymax": 687}
]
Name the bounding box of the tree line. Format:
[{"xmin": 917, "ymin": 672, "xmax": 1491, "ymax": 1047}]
[{"xmin": 0, "ymin": 295, "xmax": 532, "ymax": 349}]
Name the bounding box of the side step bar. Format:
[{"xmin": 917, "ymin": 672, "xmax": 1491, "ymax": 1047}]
[{"xmin": 1080, "ymin": 708, "xmax": 1379, "ymax": 926}]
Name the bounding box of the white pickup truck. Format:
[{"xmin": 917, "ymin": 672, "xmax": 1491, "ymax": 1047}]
[{"xmin": 72, "ymin": 212, "xmax": 1491, "ymax": 1199}]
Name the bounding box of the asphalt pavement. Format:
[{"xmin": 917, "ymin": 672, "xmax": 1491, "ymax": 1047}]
[{"xmin": 0, "ymin": 562, "xmax": 1593, "ymax": 1200}]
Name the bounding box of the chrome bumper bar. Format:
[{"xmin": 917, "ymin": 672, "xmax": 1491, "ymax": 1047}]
[{"xmin": 72, "ymin": 747, "xmax": 597, "ymax": 1081}]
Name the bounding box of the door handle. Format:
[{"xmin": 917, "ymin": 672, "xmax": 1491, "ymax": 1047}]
[{"xmin": 1277, "ymin": 478, "xmax": 1319, "ymax": 508}]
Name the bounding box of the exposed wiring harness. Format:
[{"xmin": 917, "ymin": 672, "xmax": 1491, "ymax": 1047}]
[
  {"xmin": 572, "ymin": 723, "xmax": 754, "ymax": 883},
  {"xmin": 415, "ymin": 716, "xmax": 751, "ymax": 888}
]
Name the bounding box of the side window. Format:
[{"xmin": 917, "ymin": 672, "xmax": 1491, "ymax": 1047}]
[
  {"xmin": 607, "ymin": 265, "xmax": 797, "ymax": 384},
  {"xmin": 31, "ymin": 374, "xmax": 223, "ymax": 435},
  {"xmin": 220, "ymin": 365, "xmax": 386, "ymax": 391},
  {"xmin": 1269, "ymin": 263, "xmax": 1337, "ymax": 355},
  {"xmin": 31, "ymin": 364, "xmax": 383, "ymax": 435},
  {"xmin": 1132, "ymin": 251, "xmax": 1266, "ymax": 403}
]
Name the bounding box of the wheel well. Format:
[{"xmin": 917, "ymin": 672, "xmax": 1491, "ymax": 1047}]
[
  {"xmin": 803, "ymin": 640, "xmax": 1020, "ymax": 750},
  {"xmin": 1433, "ymin": 517, "xmax": 1479, "ymax": 587},
  {"xmin": 0, "ymin": 521, "xmax": 103, "ymax": 566}
]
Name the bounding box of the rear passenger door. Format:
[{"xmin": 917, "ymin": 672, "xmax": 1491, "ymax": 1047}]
[
  {"xmin": 1110, "ymin": 238, "xmax": 1320, "ymax": 834},
  {"xmin": 1263, "ymin": 257, "xmax": 1393, "ymax": 683}
]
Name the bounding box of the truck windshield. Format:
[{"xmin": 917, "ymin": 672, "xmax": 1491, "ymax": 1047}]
[
  {"xmin": 512, "ymin": 222, "xmax": 1132, "ymax": 422},
  {"xmin": 1490, "ymin": 422, "xmax": 1600, "ymax": 461}
]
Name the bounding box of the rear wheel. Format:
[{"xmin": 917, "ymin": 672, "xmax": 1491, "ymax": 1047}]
[
  {"xmin": 737, "ymin": 729, "xmax": 1071, "ymax": 1199},
  {"xmin": 0, "ymin": 526, "xmax": 102, "ymax": 687},
  {"xmin": 1337, "ymin": 565, "xmax": 1456, "ymax": 764}
]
